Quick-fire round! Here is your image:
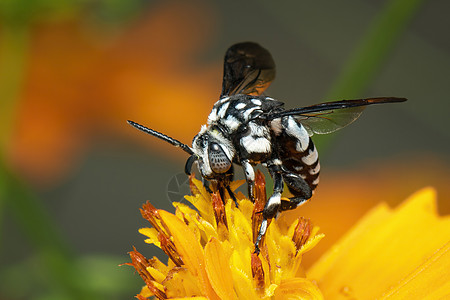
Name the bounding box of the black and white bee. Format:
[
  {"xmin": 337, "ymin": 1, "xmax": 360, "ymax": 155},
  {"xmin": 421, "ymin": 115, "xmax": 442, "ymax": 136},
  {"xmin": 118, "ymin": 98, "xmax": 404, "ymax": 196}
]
[{"xmin": 128, "ymin": 42, "xmax": 406, "ymax": 253}]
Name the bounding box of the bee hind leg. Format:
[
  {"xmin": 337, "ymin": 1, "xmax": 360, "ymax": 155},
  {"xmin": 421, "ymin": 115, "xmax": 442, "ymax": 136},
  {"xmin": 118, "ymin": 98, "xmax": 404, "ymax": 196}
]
[{"xmin": 280, "ymin": 171, "xmax": 312, "ymax": 211}]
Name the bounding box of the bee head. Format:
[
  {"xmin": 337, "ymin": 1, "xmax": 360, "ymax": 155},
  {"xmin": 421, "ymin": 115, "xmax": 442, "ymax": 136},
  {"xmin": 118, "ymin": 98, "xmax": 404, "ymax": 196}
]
[{"xmin": 189, "ymin": 126, "xmax": 235, "ymax": 178}]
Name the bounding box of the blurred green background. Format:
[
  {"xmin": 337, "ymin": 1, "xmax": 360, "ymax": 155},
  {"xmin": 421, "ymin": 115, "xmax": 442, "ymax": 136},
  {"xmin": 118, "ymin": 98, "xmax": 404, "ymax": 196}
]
[{"xmin": 1, "ymin": 0, "xmax": 449, "ymax": 299}]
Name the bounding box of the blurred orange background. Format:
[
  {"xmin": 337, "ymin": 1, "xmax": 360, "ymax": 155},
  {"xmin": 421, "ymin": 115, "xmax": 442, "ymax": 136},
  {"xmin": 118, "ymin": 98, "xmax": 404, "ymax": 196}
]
[{"xmin": 1, "ymin": 0, "xmax": 449, "ymax": 299}]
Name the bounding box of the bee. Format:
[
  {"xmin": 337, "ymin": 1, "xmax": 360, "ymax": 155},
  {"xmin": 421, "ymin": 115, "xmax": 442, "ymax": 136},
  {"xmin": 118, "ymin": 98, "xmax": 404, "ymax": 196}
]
[{"xmin": 128, "ymin": 42, "xmax": 406, "ymax": 253}]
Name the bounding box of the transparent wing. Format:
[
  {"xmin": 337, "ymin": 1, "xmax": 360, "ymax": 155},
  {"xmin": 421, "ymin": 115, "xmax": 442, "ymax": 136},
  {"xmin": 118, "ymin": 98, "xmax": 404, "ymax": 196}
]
[
  {"xmin": 267, "ymin": 97, "xmax": 407, "ymax": 136},
  {"xmin": 298, "ymin": 106, "xmax": 366, "ymax": 135},
  {"xmin": 220, "ymin": 42, "xmax": 276, "ymax": 97}
]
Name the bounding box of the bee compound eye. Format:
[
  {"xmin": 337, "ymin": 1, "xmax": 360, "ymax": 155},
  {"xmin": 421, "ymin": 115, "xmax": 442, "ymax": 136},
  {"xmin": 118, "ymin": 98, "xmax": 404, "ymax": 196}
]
[{"xmin": 208, "ymin": 143, "xmax": 231, "ymax": 173}]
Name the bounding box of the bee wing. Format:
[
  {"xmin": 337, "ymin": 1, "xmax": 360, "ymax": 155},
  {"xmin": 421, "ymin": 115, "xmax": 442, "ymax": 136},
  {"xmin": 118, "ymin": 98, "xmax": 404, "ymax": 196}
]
[
  {"xmin": 220, "ymin": 42, "xmax": 276, "ymax": 98},
  {"xmin": 267, "ymin": 97, "xmax": 407, "ymax": 136},
  {"xmin": 296, "ymin": 105, "xmax": 368, "ymax": 135}
]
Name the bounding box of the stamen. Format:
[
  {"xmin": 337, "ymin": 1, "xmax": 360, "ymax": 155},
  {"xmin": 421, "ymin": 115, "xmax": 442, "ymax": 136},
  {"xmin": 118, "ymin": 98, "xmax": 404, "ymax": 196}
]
[
  {"xmin": 251, "ymin": 253, "xmax": 265, "ymax": 292},
  {"xmin": 252, "ymin": 170, "xmax": 267, "ymax": 246},
  {"xmin": 128, "ymin": 248, "xmax": 167, "ymax": 299},
  {"xmin": 292, "ymin": 217, "xmax": 312, "ymax": 254},
  {"xmin": 158, "ymin": 233, "xmax": 183, "ymax": 267},
  {"xmin": 140, "ymin": 202, "xmax": 164, "ymax": 233},
  {"xmin": 212, "ymin": 192, "xmax": 228, "ymax": 228}
]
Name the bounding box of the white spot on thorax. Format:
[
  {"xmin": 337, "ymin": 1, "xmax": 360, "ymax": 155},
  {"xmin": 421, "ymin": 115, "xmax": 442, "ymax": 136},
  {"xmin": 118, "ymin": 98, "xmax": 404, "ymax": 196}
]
[
  {"xmin": 217, "ymin": 96, "xmax": 230, "ymax": 105},
  {"xmin": 217, "ymin": 101, "xmax": 230, "ymax": 119},
  {"xmin": 248, "ymin": 121, "xmax": 268, "ymax": 137},
  {"xmin": 251, "ymin": 99, "xmax": 262, "ymax": 106},
  {"xmin": 235, "ymin": 102, "xmax": 246, "ymax": 110},
  {"xmin": 240, "ymin": 135, "xmax": 271, "ymax": 154},
  {"xmin": 223, "ymin": 115, "xmax": 240, "ymax": 131},
  {"xmin": 207, "ymin": 108, "xmax": 218, "ymax": 124},
  {"xmin": 243, "ymin": 106, "xmax": 260, "ymax": 119}
]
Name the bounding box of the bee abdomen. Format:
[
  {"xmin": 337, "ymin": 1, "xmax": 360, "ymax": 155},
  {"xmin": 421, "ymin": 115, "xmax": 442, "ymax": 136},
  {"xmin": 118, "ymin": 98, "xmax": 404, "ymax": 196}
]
[{"xmin": 277, "ymin": 116, "xmax": 320, "ymax": 190}]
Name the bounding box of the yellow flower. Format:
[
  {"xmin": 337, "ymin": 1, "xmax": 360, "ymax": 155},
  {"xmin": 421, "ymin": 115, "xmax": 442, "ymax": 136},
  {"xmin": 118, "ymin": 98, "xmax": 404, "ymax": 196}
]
[
  {"xmin": 127, "ymin": 174, "xmax": 450, "ymax": 299},
  {"xmin": 308, "ymin": 187, "xmax": 450, "ymax": 299},
  {"xmin": 127, "ymin": 170, "xmax": 324, "ymax": 299}
]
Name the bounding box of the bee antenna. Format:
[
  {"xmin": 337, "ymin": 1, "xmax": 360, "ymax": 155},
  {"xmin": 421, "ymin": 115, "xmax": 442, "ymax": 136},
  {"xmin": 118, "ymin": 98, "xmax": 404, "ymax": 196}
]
[{"xmin": 127, "ymin": 120, "xmax": 194, "ymax": 155}]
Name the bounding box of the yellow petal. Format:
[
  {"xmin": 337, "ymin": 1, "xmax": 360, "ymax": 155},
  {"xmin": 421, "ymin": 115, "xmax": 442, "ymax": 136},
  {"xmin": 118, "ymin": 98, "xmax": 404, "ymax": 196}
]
[
  {"xmin": 184, "ymin": 194, "xmax": 215, "ymax": 226},
  {"xmin": 308, "ymin": 187, "xmax": 450, "ymax": 299},
  {"xmin": 139, "ymin": 285, "xmax": 152, "ymax": 298},
  {"xmin": 174, "ymin": 202, "xmax": 219, "ymax": 246},
  {"xmin": 274, "ymin": 278, "xmax": 324, "ymax": 300},
  {"xmin": 204, "ymin": 237, "xmax": 237, "ymax": 300},
  {"xmin": 266, "ymin": 220, "xmax": 286, "ymax": 284},
  {"xmin": 226, "ymin": 201, "xmax": 253, "ymax": 250},
  {"xmin": 139, "ymin": 227, "xmax": 161, "ymax": 247},
  {"xmin": 298, "ymin": 232, "xmax": 325, "ymax": 256},
  {"xmin": 277, "ymin": 235, "xmax": 297, "ymax": 279},
  {"xmin": 170, "ymin": 297, "xmax": 208, "ymax": 300},
  {"xmin": 164, "ymin": 267, "xmax": 203, "ymax": 298},
  {"xmin": 237, "ymin": 198, "xmax": 255, "ymax": 221},
  {"xmin": 380, "ymin": 241, "xmax": 450, "ymax": 299},
  {"xmin": 187, "ymin": 177, "xmax": 216, "ymax": 224},
  {"xmin": 158, "ymin": 210, "xmax": 220, "ymax": 300},
  {"xmin": 229, "ymin": 247, "xmax": 252, "ymax": 281},
  {"xmin": 146, "ymin": 265, "xmax": 166, "ymax": 283},
  {"xmin": 230, "ymin": 262, "xmax": 260, "ymax": 299}
]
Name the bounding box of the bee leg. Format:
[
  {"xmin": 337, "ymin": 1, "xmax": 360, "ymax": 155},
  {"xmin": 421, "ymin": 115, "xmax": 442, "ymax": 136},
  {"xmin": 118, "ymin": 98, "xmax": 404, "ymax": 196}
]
[
  {"xmin": 242, "ymin": 160, "xmax": 255, "ymax": 201},
  {"xmin": 280, "ymin": 171, "xmax": 312, "ymax": 211},
  {"xmin": 225, "ymin": 185, "xmax": 239, "ymax": 207},
  {"xmin": 202, "ymin": 177, "xmax": 213, "ymax": 193},
  {"xmin": 217, "ymin": 182, "xmax": 227, "ymax": 204},
  {"xmin": 255, "ymin": 163, "xmax": 284, "ymax": 253},
  {"xmin": 218, "ymin": 166, "xmax": 239, "ymax": 207}
]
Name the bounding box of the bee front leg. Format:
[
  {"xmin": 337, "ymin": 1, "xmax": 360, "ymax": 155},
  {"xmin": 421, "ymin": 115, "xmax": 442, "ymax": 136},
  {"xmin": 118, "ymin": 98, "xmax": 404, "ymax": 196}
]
[
  {"xmin": 202, "ymin": 177, "xmax": 213, "ymax": 193},
  {"xmin": 255, "ymin": 162, "xmax": 284, "ymax": 253},
  {"xmin": 217, "ymin": 166, "xmax": 239, "ymax": 207}
]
